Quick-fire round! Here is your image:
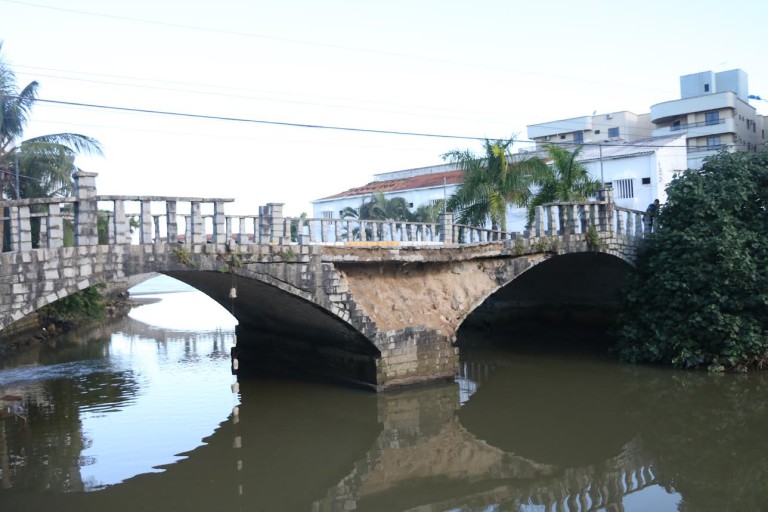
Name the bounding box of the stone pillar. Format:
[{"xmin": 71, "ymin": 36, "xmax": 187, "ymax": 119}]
[
  {"xmin": 10, "ymin": 206, "xmax": 32, "ymax": 251},
  {"xmin": 74, "ymin": 171, "xmax": 99, "ymax": 246},
  {"xmin": 258, "ymin": 205, "xmax": 270, "ymax": 244},
  {"xmin": 190, "ymin": 202, "xmax": 204, "ymax": 244},
  {"xmin": 439, "ymin": 211, "xmax": 453, "ymax": 243},
  {"xmin": 265, "ymin": 203, "xmax": 284, "ymax": 244},
  {"xmin": 596, "ymin": 186, "xmax": 615, "ymax": 234},
  {"xmin": 166, "ymin": 201, "xmax": 178, "ymax": 243},
  {"xmin": 212, "ymin": 201, "xmax": 226, "ymax": 245}
]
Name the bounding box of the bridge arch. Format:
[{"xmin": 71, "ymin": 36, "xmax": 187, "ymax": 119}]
[{"xmin": 454, "ymin": 250, "xmax": 634, "ymax": 339}]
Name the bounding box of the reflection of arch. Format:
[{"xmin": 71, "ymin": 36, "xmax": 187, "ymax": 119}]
[
  {"xmin": 458, "ymin": 354, "xmax": 635, "ymax": 467},
  {"xmin": 0, "ymin": 377, "xmax": 381, "ymax": 512}
]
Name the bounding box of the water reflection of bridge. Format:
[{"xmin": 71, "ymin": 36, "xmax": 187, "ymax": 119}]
[
  {"xmin": 2, "ymin": 330, "xmax": 663, "ymax": 512},
  {"xmin": 310, "ymin": 380, "xmax": 657, "ymax": 512}
]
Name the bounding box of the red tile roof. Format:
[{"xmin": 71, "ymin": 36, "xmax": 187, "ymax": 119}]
[{"xmin": 319, "ymin": 170, "xmax": 463, "ymax": 200}]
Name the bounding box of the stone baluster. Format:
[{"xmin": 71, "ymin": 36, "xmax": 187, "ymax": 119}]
[
  {"xmin": 212, "ymin": 201, "xmax": 226, "ymax": 245},
  {"xmin": 113, "ymin": 199, "xmax": 130, "ymax": 244},
  {"xmin": 544, "ymin": 206, "xmax": 555, "ymax": 236},
  {"xmin": 153, "ymin": 215, "xmax": 163, "ymax": 243},
  {"xmin": 533, "ymin": 206, "xmax": 544, "ymax": 237},
  {"xmin": 74, "ymin": 171, "xmax": 99, "ymax": 246},
  {"xmin": 635, "ymin": 212, "xmax": 644, "ymax": 238},
  {"xmin": 183, "ymin": 214, "xmax": 192, "ymax": 244},
  {"xmin": 225, "ymin": 217, "xmax": 233, "ymax": 244},
  {"xmin": 371, "ymin": 221, "xmax": 379, "ymax": 242},
  {"xmin": 615, "ymin": 209, "xmax": 624, "ymax": 235},
  {"xmin": 626, "ymin": 211, "xmax": 634, "ymax": 237},
  {"xmin": 359, "ymin": 220, "xmax": 367, "ymax": 242},
  {"xmin": 166, "ymin": 201, "xmax": 178, "ymax": 243},
  {"xmin": 334, "ymin": 219, "xmax": 341, "ymax": 243},
  {"xmin": 237, "ymin": 217, "xmax": 248, "ymax": 244},
  {"xmin": 139, "ymin": 200, "xmax": 153, "ymax": 244},
  {"xmin": 47, "ymin": 203, "xmax": 63, "ymax": 249},
  {"xmin": 307, "ymin": 218, "xmax": 316, "ymax": 243},
  {"xmin": 567, "ymin": 204, "xmax": 578, "ymax": 235},
  {"xmin": 38, "ymin": 216, "xmax": 48, "ymax": 248},
  {"xmin": 319, "ymin": 219, "xmax": 327, "ymax": 242},
  {"xmin": 105, "ymin": 213, "xmax": 114, "ymax": 243}
]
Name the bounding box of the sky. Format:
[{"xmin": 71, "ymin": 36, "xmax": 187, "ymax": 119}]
[{"xmin": 2, "ymin": 0, "xmax": 768, "ymax": 215}]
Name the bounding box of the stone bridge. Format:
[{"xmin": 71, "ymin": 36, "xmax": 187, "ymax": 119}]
[{"xmin": 0, "ymin": 172, "xmax": 649, "ymax": 390}]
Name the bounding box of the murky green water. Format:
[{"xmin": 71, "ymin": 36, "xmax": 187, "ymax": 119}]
[{"xmin": 2, "ymin": 278, "xmax": 768, "ymax": 511}]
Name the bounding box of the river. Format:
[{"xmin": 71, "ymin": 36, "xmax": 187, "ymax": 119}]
[{"xmin": 2, "ymin": 276, "xmax": 768, "ymax": 511}]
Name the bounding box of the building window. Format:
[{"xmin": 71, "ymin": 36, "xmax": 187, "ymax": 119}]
[
  {"xmin": 704, "ymin": 83, "xmax": 710, "ymax": 92},
  {"xmin": 560, "ymin": 135, "xmax": 566, "ymax": 140},
  {"xmin": 608, "ymin": 127, "xmax": 620, "ymax": 138},
  {"xmin": 573, "ymin": 131, "xmax": 584, "ymax": 144},
  {"xmin": 707, "ymin": 136, "xmax": 721, "ymax": 150},
  {"xmin": 705, "ymin": 111, "xmax": 719, "ymax": 126},
  {"xmin": 594, "ymin": 129, "xmax": 601, "ymax": 135},
  {"xmin": 614, "ymin": 178, "xmax": 634, "ymax": 199},
  {"xmin": 322, "ymin": 210, "xmax": 334, "ymax": 219},
  {"xmin": 641, "ymin": 177, "xmax": 651, "ymax": 185}
]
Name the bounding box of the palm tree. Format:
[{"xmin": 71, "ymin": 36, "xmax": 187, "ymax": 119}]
[
  {"xmin": 1, "ymin": 44, "xmax": 102, "ymax": 247},
  {"xmin": 445, "ymin": 138, "xmax": 547, "ymax": 231},
  {"xmin": 527, "ymin": 144, "xmax": 602, "ymax": 224},
  {"xmin": 412, "ymin": 199, "xmax": 444, "ymax": 224}
]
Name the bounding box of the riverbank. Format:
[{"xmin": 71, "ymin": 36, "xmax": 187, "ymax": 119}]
[{"xmin": 0, "ymin": 293, "xmax": 154, "ymax": 357}]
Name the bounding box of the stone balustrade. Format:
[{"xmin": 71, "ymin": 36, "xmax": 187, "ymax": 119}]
[{"xmin": 1, "ymin": 172, "xmax": 649, "ymax": 254}]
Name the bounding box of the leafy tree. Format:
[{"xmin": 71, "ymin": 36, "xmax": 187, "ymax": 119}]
[
  {"xmin": 527, "ymin": 144, "xmax": 602, "ymax": 224},
  {"xmin": 445, "ymin": 138, "xmax": 546, "ymax": 231},
  {"xmin": 0, "ymin": 44, "xmax": 103, "ymax": 246},
  {"xmin": 615, "ymin": 149, "xmax": 768, "ymax": 371}
]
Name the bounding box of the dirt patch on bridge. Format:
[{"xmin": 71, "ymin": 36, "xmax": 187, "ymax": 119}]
[{"xmin": 338, "ymin": 261, "xmax": 500, "ymax": 337}]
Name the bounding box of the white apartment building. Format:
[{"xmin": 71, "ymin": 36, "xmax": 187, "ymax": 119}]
[
  {"xmin": 313, "ymin": 135, "xmax": 686, "ymax": 233},
  {"xmin": 527, "ymin": 69, "xmax": 767, "ymax": 169}
]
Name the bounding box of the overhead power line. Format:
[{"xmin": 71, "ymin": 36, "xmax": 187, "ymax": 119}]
[
  {"xmin": 2, "ymin": 94, "xmax": 751, "ymax": 151},
  {"xmin": 28, "ymin": 96, "xmax": 492, "ymax": 141}
]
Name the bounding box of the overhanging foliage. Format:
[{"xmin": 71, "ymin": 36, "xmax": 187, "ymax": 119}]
[{"xmin": 616, "ymin": 150, "xmax": 768, "ymax": 371}]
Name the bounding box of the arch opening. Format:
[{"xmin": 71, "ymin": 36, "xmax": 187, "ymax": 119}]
[
  {"xmin": 162, "ymin": 270, "xmax": 381, "ymax": 389},
  {"xmin": 458, "ymin": 252, "xmax": 633, "ymax": 356}
]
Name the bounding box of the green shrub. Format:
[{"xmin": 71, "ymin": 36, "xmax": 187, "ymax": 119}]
[{"xmin": 616, "ymin": 150, "xmax": 768, "ymax": 370}]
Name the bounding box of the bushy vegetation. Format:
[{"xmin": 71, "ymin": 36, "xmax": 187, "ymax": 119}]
[
  {"xmin": 39, "ymin": 284, "xmax": 107, "ymax": 326},
  {"xmin": 616, "ymin": 150, "xmax": 768, "ymax": 371}
]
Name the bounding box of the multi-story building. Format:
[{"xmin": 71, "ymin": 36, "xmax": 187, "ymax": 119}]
[
  {"xmin": 313, "ymin": 135, "xmax": 686, "ymax": 233},
  {"xmin": 527, "ymin": 69, "xmax": 767, "ymax": 169},
  {"xmin": 527, "ymin": 111, "xmax": 652, "ymax": 147}
]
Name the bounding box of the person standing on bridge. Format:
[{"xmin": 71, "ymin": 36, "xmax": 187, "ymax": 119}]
[{"xmin": 645, "ymin": 199, "xmax": 660, "ymax": 231}]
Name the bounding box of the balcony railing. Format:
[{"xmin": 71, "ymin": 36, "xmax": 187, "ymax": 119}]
[{"xmin": 670, "ymin": 118, "xmax": 727, "ymax": 131}]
